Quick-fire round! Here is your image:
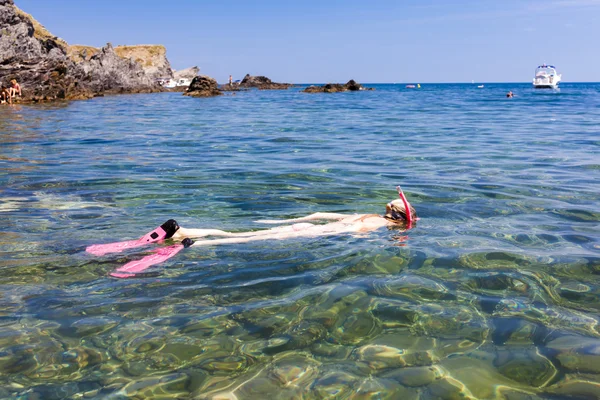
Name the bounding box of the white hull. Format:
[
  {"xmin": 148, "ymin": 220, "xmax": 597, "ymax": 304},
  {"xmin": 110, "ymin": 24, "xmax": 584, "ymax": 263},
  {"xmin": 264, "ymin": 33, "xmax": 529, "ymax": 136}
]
[
  {"xmin": 533, "ymin": 80, "xmax": 560, "ymax": 89},
  {"xmin": 532, "ymin": 65, "xmax": 561, "ymax": 89}
]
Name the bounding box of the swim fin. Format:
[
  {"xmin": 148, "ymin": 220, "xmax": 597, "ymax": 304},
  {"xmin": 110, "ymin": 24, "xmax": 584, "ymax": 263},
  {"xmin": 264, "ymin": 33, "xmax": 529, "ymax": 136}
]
[
  {"xmin": 110, "ymin": 238, "xmax": 194, "ymax": 278},
  {"xmin": 86, "ymin": 219, "xmax": 180, "ymax": 256}
]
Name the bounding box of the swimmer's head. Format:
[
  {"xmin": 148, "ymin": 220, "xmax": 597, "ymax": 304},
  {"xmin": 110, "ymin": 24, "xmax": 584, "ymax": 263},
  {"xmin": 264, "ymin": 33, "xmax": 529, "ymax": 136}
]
[{"xmin": 385, "ymin": 198, "xmax": 417, "ymax": 223}]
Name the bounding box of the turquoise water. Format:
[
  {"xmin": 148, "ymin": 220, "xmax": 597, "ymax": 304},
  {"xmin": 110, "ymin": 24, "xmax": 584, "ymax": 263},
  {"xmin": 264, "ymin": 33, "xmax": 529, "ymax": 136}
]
[{"xmin": 1, "ymin": 83, "xmax": 599, "ymax": 399}]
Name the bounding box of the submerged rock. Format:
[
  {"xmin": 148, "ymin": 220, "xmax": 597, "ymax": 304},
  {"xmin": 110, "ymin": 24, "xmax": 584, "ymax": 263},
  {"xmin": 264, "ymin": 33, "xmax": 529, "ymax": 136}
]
[{"xmin": 303, "ymin": 79, "xmax": 374, "ymax": 93}]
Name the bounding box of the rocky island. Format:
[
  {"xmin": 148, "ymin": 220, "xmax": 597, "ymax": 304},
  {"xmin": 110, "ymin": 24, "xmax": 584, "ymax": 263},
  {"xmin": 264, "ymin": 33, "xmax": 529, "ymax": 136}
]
[
  {"xmin": 0, "ymin": 0, "xmax": 172, "ymax": 102},
  {"xmin": 238, "ymin": 74, "xmax": 292, "ymax": 90},
  {"xmin": 303, "ymin": 80, "xmax": 373, "ymax": 93}
]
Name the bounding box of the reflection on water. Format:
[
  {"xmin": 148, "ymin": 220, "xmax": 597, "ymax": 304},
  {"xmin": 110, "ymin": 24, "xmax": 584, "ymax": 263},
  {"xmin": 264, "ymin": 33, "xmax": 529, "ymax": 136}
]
[{"xmin": 1, "ymin": 84, "xmax": 599, "ymax": 399}]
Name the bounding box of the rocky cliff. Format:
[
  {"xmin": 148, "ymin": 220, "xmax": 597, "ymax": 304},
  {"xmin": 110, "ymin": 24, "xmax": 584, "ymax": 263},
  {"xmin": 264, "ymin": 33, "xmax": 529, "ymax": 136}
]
[
  {"xmin": 173, "ymin": 66, "xmax": 199, "ymax": 81},
  {"xmin": 0, "ymin": 0, "xmax": 164, "ymax": 102},
  {"xmin": 69, "ymin": 44, "xmax": 173, "ymax": 80}
]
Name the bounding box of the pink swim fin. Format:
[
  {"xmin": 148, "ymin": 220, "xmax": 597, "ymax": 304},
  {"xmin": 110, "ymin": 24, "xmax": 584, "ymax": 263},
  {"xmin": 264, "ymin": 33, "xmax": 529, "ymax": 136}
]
[
  {"xmin": 86, "ymin": 219, "xmax": 179, "ymax": 256},
  {"xmin": 110, "ymin": 238, "xmax": 194, "ymax": 278}
]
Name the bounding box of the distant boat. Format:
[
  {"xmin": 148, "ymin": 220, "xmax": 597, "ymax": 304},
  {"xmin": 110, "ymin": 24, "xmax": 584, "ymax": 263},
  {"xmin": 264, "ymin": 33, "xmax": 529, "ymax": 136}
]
[
  {"xmin": 157, "ymin": 78, "xmax": 177, "ymax": 88},
  {"xmin": 477, "ymin": 85, "xmax": 484, "ymax": 88},
  {"xmin": 406, "ymin": 84, "xmax": 416, "ymax": 88},
  {"xmin": 533, "ymin": 64, "xmax": 561, "ymax": 89}
]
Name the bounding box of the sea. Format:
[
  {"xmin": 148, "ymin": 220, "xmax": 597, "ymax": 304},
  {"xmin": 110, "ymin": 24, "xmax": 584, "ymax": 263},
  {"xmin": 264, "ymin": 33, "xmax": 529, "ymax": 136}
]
[{"xmin": 0, "ymin": 83, "xmax": 599, "ymax": 399}]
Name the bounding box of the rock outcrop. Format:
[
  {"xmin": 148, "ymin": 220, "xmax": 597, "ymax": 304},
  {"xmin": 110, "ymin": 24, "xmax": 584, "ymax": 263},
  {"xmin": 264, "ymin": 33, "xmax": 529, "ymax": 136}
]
[
  {"xmin": 68, "ymin": 45, "xmax": 173, "ymax": 81},
  {"xmin": 0, "ymin": 0, "xmax": 163, "ymax": 102},
  {"xmin": 113, "ymin": 45, "xmax": 172, "ymax": 80},
  {"xmin": 239, "ymin": 74, "xmax": 292, "ymax": 90},
  {"xmin": 173, "ymin": 66, "xmax": 199, "ymax": 81},
  {"xmin": 183, "ymin": 75, "xmax": 222, "ymax": 97},
  {"xmin": 303, "ymin": 80, "xmax": 373, "ymax": 93}
]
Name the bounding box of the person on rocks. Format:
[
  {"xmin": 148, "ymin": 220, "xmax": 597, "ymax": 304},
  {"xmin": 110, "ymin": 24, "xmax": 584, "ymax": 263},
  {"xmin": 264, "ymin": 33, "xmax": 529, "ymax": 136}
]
[
  {"xmin": 1, "ymin": 87, "xmax": 11, "ymax": 104},
  {"xmin": 8, "ymin": 79, "xmax": 21, "ymax": 99}
]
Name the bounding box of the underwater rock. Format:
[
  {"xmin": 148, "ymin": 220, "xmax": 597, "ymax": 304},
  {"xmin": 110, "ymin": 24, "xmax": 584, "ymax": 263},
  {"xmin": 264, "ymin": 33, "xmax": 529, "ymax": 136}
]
[
  {"xmin": 351, "ymin": 376, "xmax": 418, "ymax": 400},
  {"xmin": 493, "ymin": 299, "xmax": 600, "ymax": 336},
  {"xmin": 311, "ymin": 342, "xmax": 353, "ymax": 360},
  {"xmin": 439, "ymin": 350, "xmax": 546, "ymax": 399},
  {"xmin": 58, "ymin": 317, "xmax": 120, "ymax": 338},
  {"xmin": 354, "ymin": 344, "xmax": 409, "ymax": 370},
  {"xmin": 371, "ymin": 299, "xmax": 419, "ymax": 329},
  {"xmin": 371, "ymin": 274, "xmax": 455, "ymax": 302},
  {"xmin": 264, "ymin": 321, "xmax": 327, "ymax": 355},
  {"xmin": 382, "ymin": 365, "xmax": 444, "ymax": 387},
  {"xmin": 412, "ymin": 304, "xmax": 489, "ymax": 342},
  {"xmin": 425, "ymin": 375, "xmax": 477, "ymax": 400},
  {"xmin": 310, "ymin": 371, "xmax": 359, "ymax": 398},
  {"xmin": 120, "ymin": 372, "xmax": 190, "ymax": 398},
  {"xmin": 546, "ymin": 335, "xmax": 600, "ymax": 374},
  {"xmin": 268, "ymin": 353, "xmax": 321, "ymax": 387},
  {"xmin": 544, "ymin": 375, "xmax": 600, "ymax": 399},
  {"xmin": 329, "ymin": 310, "xmax": 382, "ymax": 345},
  {"xmin": 494, "ymin": 346, "xmax": 557, "ymax": 387},
  {"xmin": 180, "ymin": 315, "xmax": 241, "ymax": 338},
  {"xmin": 458, "ymin": 251, "xmax": 536, "ymax": 270},
  {"xmin": 491, "ymin": 317, "xmax": 548, "ymax": 346},
  {"xmin": 463, "ymin": 272, "xmax": 530, "ymax": 294}
]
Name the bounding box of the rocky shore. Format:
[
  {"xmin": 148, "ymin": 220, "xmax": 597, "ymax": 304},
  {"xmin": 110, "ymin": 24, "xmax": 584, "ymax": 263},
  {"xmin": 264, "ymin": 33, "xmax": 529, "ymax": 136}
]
[
  {"xmin": 1, "ymin": 0, "xmax": 370, "ymax": 103},
  {"xmin": 303, "ymin": 80, "xmax": 373, "ymax": 93},
  {"xmin": 0, "ymin": 0, "xmax": 168, "ymax": 102}
]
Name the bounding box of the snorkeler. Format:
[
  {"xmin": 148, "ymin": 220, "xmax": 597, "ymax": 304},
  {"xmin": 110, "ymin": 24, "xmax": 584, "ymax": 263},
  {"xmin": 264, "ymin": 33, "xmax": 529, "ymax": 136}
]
[
  {"xmin": 172, "ymin": 186, "xmax": 416, "ymax": 245},
  {"xmin": 88, "ymin": 187, "xmax": 416, "ymax": 277}
]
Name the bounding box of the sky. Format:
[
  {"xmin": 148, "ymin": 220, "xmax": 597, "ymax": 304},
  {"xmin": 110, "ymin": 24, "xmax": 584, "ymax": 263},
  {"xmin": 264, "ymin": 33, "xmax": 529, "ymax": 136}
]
[{"xmin": 15, "ymin": 0, "xmax": 600, "ymax": 84}]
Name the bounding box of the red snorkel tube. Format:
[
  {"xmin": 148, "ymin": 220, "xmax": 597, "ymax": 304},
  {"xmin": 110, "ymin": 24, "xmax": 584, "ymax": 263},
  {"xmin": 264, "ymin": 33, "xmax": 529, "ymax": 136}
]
[{"xmin": 396, "ymin": 186, "xmax": 413, "ymax": 229}]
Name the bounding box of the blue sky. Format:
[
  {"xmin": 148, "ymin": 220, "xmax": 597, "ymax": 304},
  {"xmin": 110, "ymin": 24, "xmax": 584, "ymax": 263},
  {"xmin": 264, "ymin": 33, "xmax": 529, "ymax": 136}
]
[{"xmin": 16, "ymin": 0, "xmax": 600, "ymax": 83}]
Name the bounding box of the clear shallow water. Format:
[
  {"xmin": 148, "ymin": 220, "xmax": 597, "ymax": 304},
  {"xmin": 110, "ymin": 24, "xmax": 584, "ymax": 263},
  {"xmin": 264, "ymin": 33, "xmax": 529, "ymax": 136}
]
[{"xmin": 0, "ymin": 83, "xmax": 599, "ymax": 399}]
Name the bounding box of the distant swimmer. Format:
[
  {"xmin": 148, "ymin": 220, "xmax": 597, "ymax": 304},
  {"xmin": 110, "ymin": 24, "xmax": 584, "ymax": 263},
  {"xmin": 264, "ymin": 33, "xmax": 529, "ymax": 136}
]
[
  {"xmin": 87, "ymin": 187, "xmax": 418, "ymax": 277},
  {"xmin": 507, "ymin": 91, "xmax": 514, "ymax": 98}
]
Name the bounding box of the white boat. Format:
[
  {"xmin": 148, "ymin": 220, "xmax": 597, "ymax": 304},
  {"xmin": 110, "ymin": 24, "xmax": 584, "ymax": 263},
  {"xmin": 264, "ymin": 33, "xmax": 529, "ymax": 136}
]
[
  {"xmin": 477, "ymin": 85, "xmax": 484, "ymax": 88},
  {"xmin": 176, "ymin": 78, "xmax": 192, "ymax": 87},
  {"xmin": 533, "ymin": 64, "xmax": 561, "ymax": 89}
]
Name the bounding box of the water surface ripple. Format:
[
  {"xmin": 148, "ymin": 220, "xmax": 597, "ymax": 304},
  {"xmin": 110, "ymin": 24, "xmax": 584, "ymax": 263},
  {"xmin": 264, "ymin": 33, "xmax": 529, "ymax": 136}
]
[{"xmin": 1, "ymin": 83, "xmax": 599, "ymax": 399}]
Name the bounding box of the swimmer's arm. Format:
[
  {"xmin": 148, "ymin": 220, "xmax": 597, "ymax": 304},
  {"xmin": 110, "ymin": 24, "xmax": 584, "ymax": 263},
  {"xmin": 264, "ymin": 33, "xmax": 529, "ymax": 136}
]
[{"xmin": 255, "ymin": 212, "xmax": 348, "ymax": 224}]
